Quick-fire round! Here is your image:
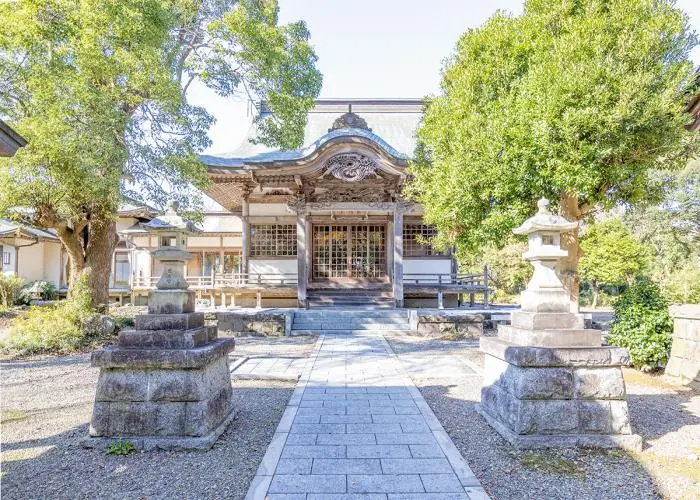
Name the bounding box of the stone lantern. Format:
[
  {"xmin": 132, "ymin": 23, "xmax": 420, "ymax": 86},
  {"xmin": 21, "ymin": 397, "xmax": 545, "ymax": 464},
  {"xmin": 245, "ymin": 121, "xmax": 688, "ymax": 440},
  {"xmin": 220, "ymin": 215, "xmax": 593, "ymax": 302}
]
[
  {"xmin": 84, "ymin": 202, "xmax": 235, "ymax": 451},
  {"xmin": 141, "ymin": 200, "xmax": 199, "ymax": 314},
  {"xmin": 476, "ymin": 198, "xmax": 641, "ymax": 450}
]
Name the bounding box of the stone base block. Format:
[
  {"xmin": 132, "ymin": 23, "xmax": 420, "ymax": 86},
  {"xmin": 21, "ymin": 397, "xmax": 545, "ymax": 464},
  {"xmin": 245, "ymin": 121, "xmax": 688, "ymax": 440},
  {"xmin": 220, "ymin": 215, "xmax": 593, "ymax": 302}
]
[
  {"xmin": 92, "ymin": 338, "xmax": 234, "ymax": 369},
  {"xmin": 478, "ymin": 339, "xmax": 641, "ymax": 451},
  {"xmin": 520, "ymin": 289, "xmax": 570, "ymax": 313},
  {"xmin": 82, "ymin": 405, "xmax": 237, "ymax": 451},
  {"xmin": 148, "ymin": 290, "xmax": 195, "ymax": 315},
  {"xmin": 475, "ymin": 404, "xmax": 642, "ymax": 451},
  {"xmin": 511, "ymin": 311, "xmax": 584, "ymax": 330},
  {"xmin": 118, "ymin": 325, "xmax": 217, "ymax": 349},
  {"xmin": 135, "ymin": 312, "xmax": 204, "ymax": 331},
  {"xmin": 414, "ymin": 314, "xmax": 484, "ymax": 339},
  {"xmin": 497, "ymin": 324, "xmax": 601, "ymax": 347}
]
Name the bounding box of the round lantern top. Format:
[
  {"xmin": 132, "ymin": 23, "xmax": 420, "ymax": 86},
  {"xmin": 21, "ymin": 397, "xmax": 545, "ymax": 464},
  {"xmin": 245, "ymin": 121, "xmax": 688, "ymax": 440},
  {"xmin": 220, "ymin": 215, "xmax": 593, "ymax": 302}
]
[
  {"xmin": 513, "ymin": 198, "xmax": 578, "ymax": 236},
  {"xmin": 141, "ymin": 200, "xmax": 200, "ymax": 234}
]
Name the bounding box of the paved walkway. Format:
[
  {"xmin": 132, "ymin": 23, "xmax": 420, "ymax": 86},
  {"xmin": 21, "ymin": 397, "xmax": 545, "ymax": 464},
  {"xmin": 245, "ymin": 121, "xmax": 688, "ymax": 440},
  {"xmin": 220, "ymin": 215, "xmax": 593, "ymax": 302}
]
[{"xmin": 246, "ymin": 333, "xmax": 487, "ymax": 499}]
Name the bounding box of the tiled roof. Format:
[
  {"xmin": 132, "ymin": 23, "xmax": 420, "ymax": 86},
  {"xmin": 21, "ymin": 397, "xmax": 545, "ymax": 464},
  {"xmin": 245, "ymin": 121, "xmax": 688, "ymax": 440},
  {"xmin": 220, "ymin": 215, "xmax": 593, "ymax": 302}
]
[
  {"xmin": 0, "ymin": 219, "xmax": 58, "ymax": 241},
  {"xmin": 201, "ymin": 127, "xmax": 410, "ymax": 169},
  {"xmin": 200, "ymin": 99, "xmax": 423, "ymax": 168}
]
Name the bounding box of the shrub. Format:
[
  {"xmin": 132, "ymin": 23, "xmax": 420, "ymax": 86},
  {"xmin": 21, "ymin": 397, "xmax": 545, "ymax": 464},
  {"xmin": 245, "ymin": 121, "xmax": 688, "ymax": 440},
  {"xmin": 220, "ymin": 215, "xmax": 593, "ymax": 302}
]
[
  {"xmin": 16, "ymin": 280, "xmax": 59, "ymax": 305},
  {"xmin": 608, "ymin": 278, "xmax": 673, "ymax": 370},
  {"xmin": 0, "ymin": 275, "xmax": 23, "ymax": 308},
  {"xmin": 1, "ymin": 273, "xmax": 98, "ymax": 355}
]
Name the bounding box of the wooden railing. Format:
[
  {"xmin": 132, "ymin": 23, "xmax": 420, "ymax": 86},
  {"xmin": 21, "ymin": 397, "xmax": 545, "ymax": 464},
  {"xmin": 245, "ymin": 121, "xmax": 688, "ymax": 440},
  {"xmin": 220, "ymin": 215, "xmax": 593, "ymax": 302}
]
[
  {"xmin": 403, "ymin": 266, "xmax": 490, "ymax": 308},
  {"xmin": 130, "ymin": 272, "xmax": 298, "ymax": 289}
]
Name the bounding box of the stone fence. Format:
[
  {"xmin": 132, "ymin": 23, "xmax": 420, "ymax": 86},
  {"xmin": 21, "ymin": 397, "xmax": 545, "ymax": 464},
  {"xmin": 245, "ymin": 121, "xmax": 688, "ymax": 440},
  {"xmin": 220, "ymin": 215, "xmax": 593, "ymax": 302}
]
[{"xmin": 665, "ymin": 304, "xmax": 700, "ymax": 387}]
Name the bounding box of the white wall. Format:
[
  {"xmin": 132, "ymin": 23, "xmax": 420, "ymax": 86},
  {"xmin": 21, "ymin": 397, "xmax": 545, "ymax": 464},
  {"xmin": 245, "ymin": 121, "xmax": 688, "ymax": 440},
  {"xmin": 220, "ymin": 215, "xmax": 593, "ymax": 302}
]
[
  {"xmin": 17, "ymin": 243, "xmax": 45, "ymax": 282},
  {"xmin": 188, "ymin": 236, "xmax": 222, "ymax": 247},
  {"xmin": 249, "ymin": 203, "xmax": 290, "ymax": 216},
  {"xmin": 132, "ymin": 249, "xmax": 152, "ymax": 278},
  {"xmin": 42, "ymin": 242, "xmax": 62, "ymax": 286},
  {"xmin": 403, "ymin": 259, "xmax": 452, "ymax": 283},
  {"xmin": 249, "ymin": 259, "xmax": 297, "ymax": 282}
]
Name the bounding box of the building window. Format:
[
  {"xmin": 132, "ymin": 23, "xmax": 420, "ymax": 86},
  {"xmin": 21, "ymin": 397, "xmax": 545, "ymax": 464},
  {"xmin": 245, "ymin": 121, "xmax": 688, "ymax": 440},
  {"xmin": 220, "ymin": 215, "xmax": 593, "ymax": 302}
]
[
  {"xmin": 113, "ymin": 253, "xmax": 130, "ymax": 286},
  {"xmin": 250, "ymin": 224, "xmax": 297, "ymax": 257},
  {"xmin": 403, "ymin": 224, "xmax": 444, "ymax": 257}
]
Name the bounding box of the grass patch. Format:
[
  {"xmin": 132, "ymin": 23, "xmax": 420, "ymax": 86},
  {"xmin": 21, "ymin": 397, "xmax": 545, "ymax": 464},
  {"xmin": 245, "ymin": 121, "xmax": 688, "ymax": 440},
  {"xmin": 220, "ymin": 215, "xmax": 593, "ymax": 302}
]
[
  {"xmin": 0, "ymin": 273, "xmax": 111, "ymax": 357},
  {"xmin": 519, "ymin": 453, "xmax": 582, "ymax": 475}
]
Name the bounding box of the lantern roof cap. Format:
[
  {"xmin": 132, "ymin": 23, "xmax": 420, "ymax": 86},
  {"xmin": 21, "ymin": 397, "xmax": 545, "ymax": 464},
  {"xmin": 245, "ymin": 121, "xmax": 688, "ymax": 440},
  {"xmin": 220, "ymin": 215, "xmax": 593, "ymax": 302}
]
[
  {"xmin": 141, "ymin": 201, "xmax": 200, "ymax": 233},
  {"xmin": 513, "ymin": 198, "xmax": 578, "ymax": 235}
]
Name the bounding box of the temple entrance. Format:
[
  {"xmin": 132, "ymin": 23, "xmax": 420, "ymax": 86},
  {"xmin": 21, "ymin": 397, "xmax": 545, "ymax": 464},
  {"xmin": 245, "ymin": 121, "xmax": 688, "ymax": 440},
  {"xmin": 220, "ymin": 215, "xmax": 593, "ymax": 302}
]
[{"xmin": 312, "ymin": 224, "xmax": 387, "ymax": 282}]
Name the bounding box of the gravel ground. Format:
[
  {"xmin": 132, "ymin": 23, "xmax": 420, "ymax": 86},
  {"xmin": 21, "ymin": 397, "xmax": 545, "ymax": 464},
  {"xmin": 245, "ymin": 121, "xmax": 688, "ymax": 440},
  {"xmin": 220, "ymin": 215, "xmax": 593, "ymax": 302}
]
[
  {"xmin": 1, "ymin": 353, "xmax": 295, "ymax": 499},
  {"xmin": 386, "ymin": 335, "xmax": 700, "ymax": 500}
]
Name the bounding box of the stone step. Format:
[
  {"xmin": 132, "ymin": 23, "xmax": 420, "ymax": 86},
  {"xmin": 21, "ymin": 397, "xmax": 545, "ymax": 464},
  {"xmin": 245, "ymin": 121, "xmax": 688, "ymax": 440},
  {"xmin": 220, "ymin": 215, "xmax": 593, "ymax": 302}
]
[
  {"xmin": 293, "ymin": 311, "xmax": 409, "ymax": 319},
  {"xmin": 290, "ymin": 329, "xmax": 413, "ymax": 336},
  {"xmin": 291, "ymin": 323, "xmax": 412, "ymax": 331}
]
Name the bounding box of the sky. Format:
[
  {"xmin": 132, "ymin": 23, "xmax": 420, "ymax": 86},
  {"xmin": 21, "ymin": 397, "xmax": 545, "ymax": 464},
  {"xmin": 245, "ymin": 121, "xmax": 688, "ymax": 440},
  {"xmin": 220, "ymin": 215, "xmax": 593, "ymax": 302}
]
[{"xmin": 189, "ymin": 0, "xmax": 700, "ymax": 155}]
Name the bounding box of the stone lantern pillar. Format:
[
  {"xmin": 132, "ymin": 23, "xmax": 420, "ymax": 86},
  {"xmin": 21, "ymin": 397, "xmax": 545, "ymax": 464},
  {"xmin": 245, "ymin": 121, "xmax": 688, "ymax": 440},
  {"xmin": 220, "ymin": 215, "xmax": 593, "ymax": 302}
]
[
  {"xmin": 476, "ymin": 198, "xmax": 641, "ymax": 450},
  {"xmin": 83, "ymin": 202, "xmax": 236, "ymax": 451}
]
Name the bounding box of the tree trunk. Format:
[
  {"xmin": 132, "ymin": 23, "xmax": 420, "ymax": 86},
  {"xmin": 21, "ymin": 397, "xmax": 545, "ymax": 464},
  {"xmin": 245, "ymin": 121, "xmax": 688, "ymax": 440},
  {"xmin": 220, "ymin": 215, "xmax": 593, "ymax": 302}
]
[
  {"xmin": 55, "ymin": 215, "xmax": 118, "ymax": 311},
  {"xmin": 559, "ymin": 191, "xmax": 581, "ymax": 312},
  {"xmin": 85, "ymin": 218, "xmax": 118, "ymax": 311}
]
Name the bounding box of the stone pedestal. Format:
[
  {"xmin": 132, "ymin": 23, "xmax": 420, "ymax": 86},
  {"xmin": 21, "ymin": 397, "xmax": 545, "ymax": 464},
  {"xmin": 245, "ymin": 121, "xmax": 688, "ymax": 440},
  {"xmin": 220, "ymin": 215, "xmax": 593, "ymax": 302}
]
[
  {"xmin": 83, "ymin": 290, "xmax": 236, "ymax": 451},
  {"xmin": 83, "ymin": 202, "xmax": 236, "ymax": 450},
  {"xmin": 477, "ymin": 337, "xmax": 642, "ymax": 450},
  {"xmin": 477, "ymin": 198, "xmax": 641, "ymax": 450}
]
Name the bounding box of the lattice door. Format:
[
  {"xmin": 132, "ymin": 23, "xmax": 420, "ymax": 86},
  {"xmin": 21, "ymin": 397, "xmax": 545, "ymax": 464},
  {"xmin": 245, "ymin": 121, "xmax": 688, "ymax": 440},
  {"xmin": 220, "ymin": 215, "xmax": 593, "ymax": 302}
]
[
  {"xmin": 312, "ymin": 224, "xmax": 386, "ymax": 280},
  {"xmin": 350, "ymin": 225, "xmax": 386, "ymax": 278},
  {"xmin": 312, "ymin": 225, "xmax": 348, "ymax": 279}
]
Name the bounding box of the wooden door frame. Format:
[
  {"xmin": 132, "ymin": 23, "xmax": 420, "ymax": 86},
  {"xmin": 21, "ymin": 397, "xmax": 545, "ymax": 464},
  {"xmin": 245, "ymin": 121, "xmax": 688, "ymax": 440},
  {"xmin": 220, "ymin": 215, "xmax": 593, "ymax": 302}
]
[{"xmin": 310, "ymin": 222, "xmax": 389, "ymax": 284}]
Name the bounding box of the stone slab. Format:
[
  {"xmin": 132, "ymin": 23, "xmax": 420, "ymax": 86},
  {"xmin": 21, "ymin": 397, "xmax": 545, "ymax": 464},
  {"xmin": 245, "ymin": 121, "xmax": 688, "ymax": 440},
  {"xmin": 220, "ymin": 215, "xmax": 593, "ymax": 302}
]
[
  {"xmin": 135, "ymin": 313, "xmax": 204, "ymax": 331},
  {"xmin": 91, "ymin": 338, "xmax": 235, "ymax": 369},
  {"xmin": 118, "ymin": 326, "xmax": 215, "ymax": 349},
  {"xmin": 480, "ymin": 337, "xmax": 629, "ymax": 367},
  {"xmin": 475, "ymin": 403, "xmax": 642, "ymax": 451},
  {"xmin": 497, "ymin": 324, "xmax": 602, "ymax": 347},
  {"xmin": 81, "ymin": 404, "xmax": 237, "ymax": 451}
]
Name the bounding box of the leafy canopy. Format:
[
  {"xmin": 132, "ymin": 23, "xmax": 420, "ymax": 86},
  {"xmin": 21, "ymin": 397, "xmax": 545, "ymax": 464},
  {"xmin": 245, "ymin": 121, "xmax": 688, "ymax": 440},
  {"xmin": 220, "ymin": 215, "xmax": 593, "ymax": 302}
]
[
  {"xmin": 409, "ymin": 0, "xmax": 698, "ymax": 256},
  {"xmin": 0, "ymin": 0, "xmax": 322, "ymax": 220},
  {"xmin": 579, "ymin": 218, "xmax": 650, "ymax": 287}
]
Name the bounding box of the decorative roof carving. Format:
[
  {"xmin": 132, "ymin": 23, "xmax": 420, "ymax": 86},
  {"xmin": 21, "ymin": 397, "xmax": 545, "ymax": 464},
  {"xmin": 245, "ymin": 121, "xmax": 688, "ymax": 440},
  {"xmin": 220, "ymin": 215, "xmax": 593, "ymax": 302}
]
[
  {"xmin": 325, "ymin": 153, "xmax": 377, "ymax": 182},
  {"xmin": 329, "ymin": 111, "xmax": 371, "ymax": 132}
]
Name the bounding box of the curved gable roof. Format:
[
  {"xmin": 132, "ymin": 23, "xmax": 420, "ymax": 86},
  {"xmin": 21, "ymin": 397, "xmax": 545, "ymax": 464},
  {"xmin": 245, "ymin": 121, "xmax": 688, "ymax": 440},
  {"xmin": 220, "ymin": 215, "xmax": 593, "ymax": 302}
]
[
  {"xmin": 201, "ymin": 127, "xmax": 409, "ymax": 169},
  {"xmin": 200, "ymin": 99, "xmax": 422, "ymax": 170}
]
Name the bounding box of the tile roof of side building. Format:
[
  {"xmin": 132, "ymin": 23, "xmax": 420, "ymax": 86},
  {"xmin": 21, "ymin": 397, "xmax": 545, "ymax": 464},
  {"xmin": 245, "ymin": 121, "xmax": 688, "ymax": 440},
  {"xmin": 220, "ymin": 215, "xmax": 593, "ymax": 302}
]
[
  {"xmin": 200, "ymin": 99, "xmax": 424, "ymax": 168},
  {"xmin": 0, "ymin": 119, "xmax": 28, "ymax": 157}
]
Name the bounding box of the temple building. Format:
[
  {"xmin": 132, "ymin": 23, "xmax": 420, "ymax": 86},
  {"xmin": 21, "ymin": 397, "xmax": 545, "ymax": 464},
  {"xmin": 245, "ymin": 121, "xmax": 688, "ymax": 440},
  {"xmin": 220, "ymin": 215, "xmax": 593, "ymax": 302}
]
[{"xmin": 2, "ymin": 100, "xmax": 489, "ymax": 308}]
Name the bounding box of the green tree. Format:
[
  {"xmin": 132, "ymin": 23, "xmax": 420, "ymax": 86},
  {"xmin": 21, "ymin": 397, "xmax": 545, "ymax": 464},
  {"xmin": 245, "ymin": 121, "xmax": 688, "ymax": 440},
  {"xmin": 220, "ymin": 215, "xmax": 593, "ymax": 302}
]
[
  {"xmin": 409, "ymin": 0, "xmax": 698, "ymax": 308},
  {"xmin": 462, "ymin": 238, "xmax": 532, "ymax": 303},
  {"xmin": 579, "ymin": 218, "xmax": 650, "ymax": 308},
  {"xmin": 0, "ymin": 0, "xmax": 322, "ymax": 307}
]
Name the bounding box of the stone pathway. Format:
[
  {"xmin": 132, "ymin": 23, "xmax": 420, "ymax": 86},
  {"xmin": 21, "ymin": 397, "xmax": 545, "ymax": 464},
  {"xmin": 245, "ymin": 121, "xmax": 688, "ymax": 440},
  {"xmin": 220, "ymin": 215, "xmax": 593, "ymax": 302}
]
[
  {"xmin": 245, "ymin": 333, "xmax": 488, "ymax": 499},
  {"xmin": 231, "ymin": 355, "xmax": 308, "ymax": 381}
]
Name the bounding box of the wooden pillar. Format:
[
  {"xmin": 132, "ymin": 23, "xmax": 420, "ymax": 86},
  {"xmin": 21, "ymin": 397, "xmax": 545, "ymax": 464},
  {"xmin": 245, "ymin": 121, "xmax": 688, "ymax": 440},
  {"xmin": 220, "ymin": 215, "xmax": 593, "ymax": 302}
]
[
  {"xmin": 241, "ymin": 193, "xmax": 250, "ymax": 282},
  {"xmin": 256, "ymin": 291, "xmax": 262, "ymax": 309},
  {"xmin": 437, "ymin": 290, "xmax": 444, "ymax": 310},
  {"xmin": 393, "ymin": 208, "xmax": 404, "ymax": 308},
  {"xmin": 296, "ymin": 210, "xmax": 307, "ymax": 308}
]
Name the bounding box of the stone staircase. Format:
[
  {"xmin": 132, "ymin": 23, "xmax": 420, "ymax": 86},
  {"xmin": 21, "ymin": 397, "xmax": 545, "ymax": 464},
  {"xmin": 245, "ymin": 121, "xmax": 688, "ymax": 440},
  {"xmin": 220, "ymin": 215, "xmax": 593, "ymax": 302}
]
[
  {"xmin": 291, "ymin": 309, "xmax": 412, "ymax": 335},
  {"xmin": 307, "ymin": 288, "xmax": 395, "ymax": 308}
]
